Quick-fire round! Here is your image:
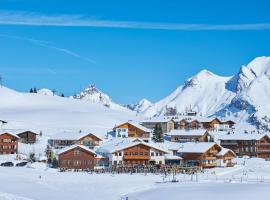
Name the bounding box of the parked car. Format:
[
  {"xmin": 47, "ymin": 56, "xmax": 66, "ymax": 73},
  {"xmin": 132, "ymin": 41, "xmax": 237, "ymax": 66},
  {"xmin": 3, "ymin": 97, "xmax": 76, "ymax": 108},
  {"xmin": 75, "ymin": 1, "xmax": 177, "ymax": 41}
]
[
  {"xmin": 1, "ymin": 162, "xmax": 14, "ymax": 167},
  {"xmin": 16, "ymin": 162, "xmax": 28, "ymax": 167}
]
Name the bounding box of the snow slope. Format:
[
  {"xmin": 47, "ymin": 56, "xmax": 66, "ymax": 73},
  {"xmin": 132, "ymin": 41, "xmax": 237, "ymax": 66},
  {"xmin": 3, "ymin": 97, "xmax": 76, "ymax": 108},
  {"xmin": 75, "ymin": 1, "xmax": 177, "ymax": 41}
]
[
  {"xmin": 142, "ymin": 69, "xmax": 235, "ymax": 117},
  {"xmin": 0, "ymin": 86, "xmax": 138, "ymax": 138},
  {"xmin": 126, "ymin": 99, "xmax": 153, "ymax": 114},
  {"xmin": 141, "ymin": 56, "xmax": 270, "ymax": 132}
]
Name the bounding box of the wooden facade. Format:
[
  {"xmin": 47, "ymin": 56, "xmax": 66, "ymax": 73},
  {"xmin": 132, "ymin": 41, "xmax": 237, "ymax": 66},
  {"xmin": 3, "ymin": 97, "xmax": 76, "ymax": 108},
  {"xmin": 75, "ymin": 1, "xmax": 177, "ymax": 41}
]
[
  {"xmin": 17, "ymin": 131, "xmax": 38, "ymax": 144},
  {"xmin": 76, "ymin": 134, "xmax": 102, "ymax": 147},
  {"xmin": 177, "ymin": 119, "xmax": 202, "ymax": 130},
  {"xmin": 0, "ymin": 133, "xmax": 19, "ymax": 155},
  {"xmin": 111, "ymin": 142, "xmax": 168, "ymax": 167},
  {"xmin": 179, "ymin": 144, "xmax": 222, "ymax": 169},
  {"xmin": 114, "ymin": 122, "xmax": 150, "ymax": 139},
  {"xmin": 256, "ymin": 135, "xmax": 270, "ymax": 159},
  {"xmin": 59, "ymin": 146, "xmax": 96, "ymax": 170},
  {"xmin": 202, "ymin": 118, "xmax": 222, "ymax": 130},
  {"xmin": 51, "ymin": 133, "xmax": 101, "ymax": 149},
  {"xmin": 220, "ymin": 139, "xmax": 257, "ymax": 157},
  {"xmin": 141, "ymin": 120, "xmax": 175, "ymax": 133},
  {"xmin": 170, "ymin": 131, "xmax": 211, "ymax": 142},
  {"xmin": 217, "ymin": 150, "xmax": 236, "ymax": 167}
]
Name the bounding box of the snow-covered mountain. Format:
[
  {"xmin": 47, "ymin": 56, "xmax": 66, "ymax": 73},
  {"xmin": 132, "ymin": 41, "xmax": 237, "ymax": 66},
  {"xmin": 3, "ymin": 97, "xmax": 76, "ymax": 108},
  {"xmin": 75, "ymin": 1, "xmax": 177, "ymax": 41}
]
[
  {"xmin": 72, "ymin": 84, "xmax": 128, "ymax": 111},
  {"xmin": 126, "ymin": 99, "xmax": 153, "ymax": 113},
  {"xmin": 141, "ymin": 56, "xmax": 270, "ymax": 132}
]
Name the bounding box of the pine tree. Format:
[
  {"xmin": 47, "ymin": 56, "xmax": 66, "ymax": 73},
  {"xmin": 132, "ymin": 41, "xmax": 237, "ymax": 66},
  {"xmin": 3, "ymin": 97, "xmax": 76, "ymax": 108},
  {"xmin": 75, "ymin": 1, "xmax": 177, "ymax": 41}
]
[
  {"xmin": 29, "ymin": 88, "xmax": 33, "ymax": 93},
  {"xmin": 52, "ymin": 157, "xmax": 59, "ymax": 168},
  {"xmin": 152, "ymin": 123, "xmax": 164, "ymax": 143},
  {"xmin": 61, "ymin": 93, "xmax": 65, "ymax": 97},
  {"xmin": 33, "ymin": 88, "xmax": 37, "ymax": 93}
]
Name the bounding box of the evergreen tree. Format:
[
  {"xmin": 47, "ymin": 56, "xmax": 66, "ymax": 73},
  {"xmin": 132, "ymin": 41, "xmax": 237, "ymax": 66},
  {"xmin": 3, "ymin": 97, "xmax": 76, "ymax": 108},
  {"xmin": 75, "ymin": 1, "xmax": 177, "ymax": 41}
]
[
  {"xmin": 52, "ymin": 157, "xmax": 59, "ymax": 168},
  {"xmin": 29, "ymin": 88, "xmax": 33, "ymax": 93},
  {"xmin": 33, "ymin": 88, "xmax": 37, "ymax": 93},
  {"xmin": 152, "ymin": 123, "xmax": 164, "ymax": 143},
  {"xmin": 61, "ymin": 93, "xmax": 65, "ymax": 97}
]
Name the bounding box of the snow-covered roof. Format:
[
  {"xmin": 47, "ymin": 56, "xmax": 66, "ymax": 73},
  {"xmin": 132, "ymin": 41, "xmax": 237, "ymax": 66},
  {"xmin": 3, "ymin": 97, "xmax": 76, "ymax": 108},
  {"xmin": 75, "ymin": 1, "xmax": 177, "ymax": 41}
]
[
  {"xmin": 115, "ymin": 121, "xmax": 151, "ymax": 132},
  {"xmin": 177, "ymin": 142, "xmax": 220, "ymax": 153},
  {"xmin": 58, "ymin": 144, "xmax": 97, "ymax": 155},
  {"xmin": 164, "ymin": 154, "xmax": 183, "ymax": 160},
  {"xmin": 3, "ymin": 129, "xmax": 39, "ymax": 135},
  {"xmin": 217, "ymin": 147, "xmax": 236, "ymax": 157},
  {"xmin": 0, "ymin": 132, "xmax": 20, "ymax": 138},
  {"xmin": 51, "ymin": 131, "xmax": 101, "ymax": 141},
  {"xmin": 168, "ymin": 129, "xmax": 208, "ymax": 136},
  {"xmin": 219, "ymin": 133, "xmax": 269, "ymax": 141},
  {"xmin": 141, "ymin": 118, "xmax": 174, "ymax": 123},
  {"xmin": 98, "ymin": 138, "xmax": 169, "ymax": 154}
]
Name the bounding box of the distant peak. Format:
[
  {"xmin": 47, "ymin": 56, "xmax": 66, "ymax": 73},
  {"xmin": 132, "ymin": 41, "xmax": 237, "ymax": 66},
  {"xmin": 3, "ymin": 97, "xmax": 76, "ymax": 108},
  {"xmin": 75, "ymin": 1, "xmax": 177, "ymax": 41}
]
[
  {"xmin": 196, "ymin": 69, "xmax": 215, "ymax": 76},
  {"xmin": 139, "ymin": 98, "xmax": 152, "ymax": 105}
]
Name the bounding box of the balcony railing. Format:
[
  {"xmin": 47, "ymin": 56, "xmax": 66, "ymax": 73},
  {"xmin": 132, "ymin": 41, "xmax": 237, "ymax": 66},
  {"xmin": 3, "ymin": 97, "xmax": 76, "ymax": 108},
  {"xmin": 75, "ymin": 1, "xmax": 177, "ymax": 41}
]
[{"xmin": 123, "ymin": 155, "xmax": 150, "ymax": 160}]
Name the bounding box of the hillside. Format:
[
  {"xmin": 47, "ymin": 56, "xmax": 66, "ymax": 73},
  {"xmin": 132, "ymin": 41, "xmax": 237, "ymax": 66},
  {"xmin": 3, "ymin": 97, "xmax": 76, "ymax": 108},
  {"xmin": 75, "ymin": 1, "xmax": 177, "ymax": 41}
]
[
  {"xmin": 140, "ymin": 56, "xmax": 270, "ymax": 132},
  {"xmin": 0, "ymin": 86, "xmax": 138, "ymax": 138}
]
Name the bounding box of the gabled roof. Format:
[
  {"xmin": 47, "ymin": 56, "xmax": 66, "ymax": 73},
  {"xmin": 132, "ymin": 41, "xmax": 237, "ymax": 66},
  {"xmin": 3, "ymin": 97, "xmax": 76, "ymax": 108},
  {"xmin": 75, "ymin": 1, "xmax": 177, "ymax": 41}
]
[
  {"xmin": 111, "ymin": 141, "xmax": 169, "ymax": 154},
  {"xmin": 3, "ymin": 129, "xmax": 39, "ymax": 136},
  {"xmin": 217, "ymin": 147, "xmax": 236, "ymax": 157},
  {"xmin": 219, "ymin": 133, "xmax": 269, "ymax": 141},
  {"xmin": 115, "ymin": 121, "xmax": 151, "ymax": 133},
  {"xmin": 165, "ymin": 154, "xmax": 183, "ymax": 160},
  {"xmin": 0, "ymin": 132, "xmax": 20, "ymax": 139},
  {"xmin": 168, "ymin": 129, "xmax": 208, "ymax": 136},
  {"xmin": 58, "ymin": 145, "xmax": 97, "ymax": 155},
  {"xmin": 141, "ymin": 118, "xmax": 174, "ymax": 123},
  {"xmin": 51, "ymin": 131, "xmax": 102, "ymax": 141},
  {"xmin": 177, "ymin": 142, "xmax": 220, "ymax": 154}
]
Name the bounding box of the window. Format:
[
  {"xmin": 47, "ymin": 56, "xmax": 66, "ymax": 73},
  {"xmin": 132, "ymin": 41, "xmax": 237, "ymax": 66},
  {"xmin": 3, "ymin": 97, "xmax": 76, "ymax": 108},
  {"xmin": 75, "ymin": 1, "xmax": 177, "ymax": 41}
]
[
  {"xmin": 119, "ymin": 152, "xmax": 122, "ymax": 156},
  {"xmin": 151, "ymin": 152, "xmax": 154, "ymax": 156},
  {"xmin": 156, "ymin": 152, "xmax": 159, "ymax": 156},
  {"xmin": 138, "ymin": 134, "xmax": 143, "ymax": 138},
  {"xmin": 74, "ymin": 150, "xmax": 80, "ymax": 156}
]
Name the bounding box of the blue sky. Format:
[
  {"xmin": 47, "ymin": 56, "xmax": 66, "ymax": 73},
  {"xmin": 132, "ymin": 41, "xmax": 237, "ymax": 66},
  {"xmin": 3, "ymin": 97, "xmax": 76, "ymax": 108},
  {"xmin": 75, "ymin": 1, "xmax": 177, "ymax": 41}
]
[{"xmin": 0, "ymin": 0, "xmax": 270, "ymax": 103}]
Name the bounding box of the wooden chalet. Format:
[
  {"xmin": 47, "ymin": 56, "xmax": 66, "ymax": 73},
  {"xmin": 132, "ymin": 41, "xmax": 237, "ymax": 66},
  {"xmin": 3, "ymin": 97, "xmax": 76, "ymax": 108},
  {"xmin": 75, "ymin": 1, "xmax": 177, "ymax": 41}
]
[
  {"xmin": 58, "ymin": 145, "xmax": 97, "ymax": 170},
  {"xmin": 169, "ymin": 129, "xmax": 212, "ymax": 142},
  {"xmin": 177, "ymin": 142, "xmax": 222, "ymax": 169},
  {"xmin": 202, "ymin": 118, "xmax": 235, "ymax": 131},
  {"xmin": 216, "ymin": 148, "xmax": 236, "ymax": 167},
  {"xmin": 177, "ymin": 119, "xmax": 202, "ymax": 130},
  {"xmin": 50, "ymin": 131, "xmax": 102, "ymax": 149},
  {"xmin": 98, "ymin": 141, "xmax": 169, "ymax": 167},
  {"xmin": 0, "ymin": 132, "xmax": 19, "ymax": 154},
  {"xmin": 17, "ymin": 130, "xmax": 38, "ymax": 144},
  {"xmin": 256, "ymin": 134, "xmax": 270, "ymax": 159},
  {"xmin": 220, "ymin": 134, "xmax": 270, "ymax": 158},
  {"xmin": 114, "ymin": 121, "xmax": 151, "ymax": 141},
  {"xmin": 140, "ymin": 118, "xmax": 175, "ymax": 133}
]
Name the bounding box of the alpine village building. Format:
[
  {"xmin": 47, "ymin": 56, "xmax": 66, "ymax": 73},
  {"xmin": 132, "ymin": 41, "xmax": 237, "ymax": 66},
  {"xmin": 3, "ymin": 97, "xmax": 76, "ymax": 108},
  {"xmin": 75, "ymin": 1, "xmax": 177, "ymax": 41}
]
[
  {"xmin": 169, "ymin": 129, "xmax": 212, "ymax": 142},
  {"xmin": 0, "ymin": 132, "xmax": 19, "ymax": 155},
  {"xmin": 114, "ymin": 121, "xmax": 151, "ymax": 142},
  {"xmin": 97, "ymin": 140, "xmax": 169, "ymax": 167},
  {"xmin": 49, "ymin": 131, "xmax": 102, "ymax": 149},
  {"xmin": 58, "ymin": 145, "xmax": 97, "ymax": 171},
  {"xmin": 176, "ymin": 142, "xmax": 235, "ymax": 169},
  {"xmin": 140, "ymin": 118, "xmax": 175, "ymax": 133},
  {"xmin": 220, "ymin": 134, "xmax": 270, "ymax": 158}
]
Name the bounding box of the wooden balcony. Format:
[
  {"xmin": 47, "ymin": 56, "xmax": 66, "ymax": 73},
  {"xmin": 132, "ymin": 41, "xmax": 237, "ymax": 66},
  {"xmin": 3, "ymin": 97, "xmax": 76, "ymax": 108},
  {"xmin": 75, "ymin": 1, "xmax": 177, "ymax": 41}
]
[
  {"xmin": 124, "ymin": 155, "xmax": 150, "ymax": 160},
  {"xmin": 202, "ymin": 163, "xmax": 217, "ymax": 168},
  {"xmin": 226, "ymin": 162, "xmax": 236, "ymax": 167}
]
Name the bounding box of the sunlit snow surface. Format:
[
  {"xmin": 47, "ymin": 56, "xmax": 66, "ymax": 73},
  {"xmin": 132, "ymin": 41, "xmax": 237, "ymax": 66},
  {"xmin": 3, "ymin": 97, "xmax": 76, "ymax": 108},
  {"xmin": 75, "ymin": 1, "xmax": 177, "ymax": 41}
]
[{"xmin": 0, "ymin": 158, "xmax": 269, "ymax": 200}]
